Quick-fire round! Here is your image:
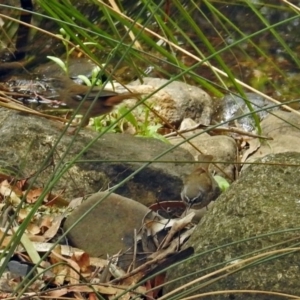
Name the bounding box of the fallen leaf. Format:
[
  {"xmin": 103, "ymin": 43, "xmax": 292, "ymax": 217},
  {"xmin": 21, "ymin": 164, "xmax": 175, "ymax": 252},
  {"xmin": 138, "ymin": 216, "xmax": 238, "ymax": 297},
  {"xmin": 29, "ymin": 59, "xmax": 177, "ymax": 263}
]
[
  {"xmin": 0, "ymin": 181, "xmax": 21, "ymax": 206},
  {"xmin": 67, "ymin": 284, "xmax": 117, "ymax": 294},
  {"xmin": 39, "ymin": 215, "xmax": 53, "ymax": 230},
  {"xmin": 53, "ymin": 266, "xmax": 68, "ymax": 285},
  {"xmin": 26, "ymin": 223, "xmax": 41, "ymax": 235},
  {"xmin": 72, "ymin": 252, "xmax": 90, "ymax": 273},
  {"xmin": 241, "ymin": 138, "xmax": 261, "ymax": 163},
  {"xmin": 18, "ymin": 208, "xmax": 29, "ymax": 222},
  {"xmin": 51, "ymin": 247, "xmax": 80, "ymax": 285},
  {"xmin": 89, "ymin": 257, "xmax": 108, "ymax": 269},
  {"xmin": 67, "ymin": 197, "xmax": 84, "ymax": 210},
  {"xmin": 42, "ymin": 215, "xmax": 64, "ymax": 241},
  {"xmin": 25, "ymin": 188, "xmax": 46, "ymax": 204},
  {"xmin": 109, "ymin": 262, "xmax": 126, "ymax": 279},
  {"xmin": 158, "ymin": 212, "xmax": 194, "ymax": 249},
  {"xmin": 0, "ymin": 231, "xmax": 12, "ymax": 249}
]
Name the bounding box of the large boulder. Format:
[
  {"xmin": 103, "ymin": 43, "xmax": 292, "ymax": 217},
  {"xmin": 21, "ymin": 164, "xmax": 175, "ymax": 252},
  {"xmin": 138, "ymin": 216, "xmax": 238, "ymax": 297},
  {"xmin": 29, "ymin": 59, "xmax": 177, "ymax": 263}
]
[
  {"xmin": 164, "ymin": 152, "xmax": 300, "ymax": 299},
  {"xmin": 0, "ymin": 108, "xmax": 194, "ymax": 205}
]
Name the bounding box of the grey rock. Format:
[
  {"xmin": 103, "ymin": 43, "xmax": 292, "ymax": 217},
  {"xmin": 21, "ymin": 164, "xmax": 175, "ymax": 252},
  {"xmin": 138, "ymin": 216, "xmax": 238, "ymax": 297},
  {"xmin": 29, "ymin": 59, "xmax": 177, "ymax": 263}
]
[
  {"xmin": 64, "ymin": 192, "xmax": 153, "ymax": 270},
  {"xmin": 165, "ymin": 152, "xmax": 300, "ymax": 299},
  {"xmin": 214, "ymin": 92, "xmax": 277, "ymax": 132},
  {"xmin": 168, "ymin": 131, "xmax": 236, "ymax": 181},
  {"xmin": 129, "ymin": 77, "xmax": 214, "ymax": 126},
  {"xmin": 243, "ymin": 110, "xmax": 300, "ymax": 171},
  {"xmin": 0, "ymin": 108, "xmax": 193, "ymax": 205}
]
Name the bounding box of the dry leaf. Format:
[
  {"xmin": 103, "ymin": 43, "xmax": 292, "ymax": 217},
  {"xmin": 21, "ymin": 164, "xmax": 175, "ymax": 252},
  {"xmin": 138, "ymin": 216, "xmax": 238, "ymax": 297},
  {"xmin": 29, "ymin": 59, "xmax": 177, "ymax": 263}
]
[
  {"xmin": 26, "ymin": 234, "xmax": 46, "ymax": 242},
  {"xmin": 18, "ymin": 208, "xmax": 29, "ymax": 222},
  {"xmin": 0, "ymin": 230, "xmax": 12, "ymax": 248},
  {"xmin": 42, "ymin": 215, "xmax": 63, "ymax": 241},
  {"xmin": 72, "ymin": 252, "xmax": 91, "ymax": 273},
  {"xmin": 0, "ymin": 181, "xmax": 21, "ymax": 206},
  {"xmin": 241, "ymin": 138, "xmax": 261, "ymax": 163},
  {"xmin": 69, "ymin": 284, "xmax": 117, "ymax": 294},
  {"xmin": 45, "ymin": 192, "xmax": 69, "ymax": 207},
  {"xmin": 109, "ymin": 263, "xmax": 126, "ymax": 279},
  {"xmin": 25, "ymin": 188, "xmax": 46, "ymax": 203},
  {"xmin": 26, "ymin": 223, "xmax": 41, "ymax": 235},
  {"xmin": 53, "ymin": 265, "xmax": 68, "ymax": 285},
  {"xmin": 158, "ymin": 212, "xmax": 195, "ymax": 249},
  {"xmin": 39, "ymin": 215, "xmax": 53, "ymax": 230},
  {"xmin": 51, "ymin": 248, "xmax": 80, "ymax": 285},
  {"xmin": 138, "ymin": 212, "xmax": 175, "ymax": 241},
  {"xmin": 88, "ymin": 293, "xmax": 98, "ymax": 300},
  {"xmin": 18, "ymin": 242, "xmax": 85, "ymax": 257},
  {"xmin": 45, "ymin": 288, "xmax": 68, "ymax": 298},
  {"xmin": 149, "ymin": 227, "xmax": 195, "ymax": 260},
  {"xmin": 89, "ymin": 257, "xmax": 108, "ymax": 269},
  {"xmin": 67, "ymin": 197, "xmax": 84, "ymax": 210}
]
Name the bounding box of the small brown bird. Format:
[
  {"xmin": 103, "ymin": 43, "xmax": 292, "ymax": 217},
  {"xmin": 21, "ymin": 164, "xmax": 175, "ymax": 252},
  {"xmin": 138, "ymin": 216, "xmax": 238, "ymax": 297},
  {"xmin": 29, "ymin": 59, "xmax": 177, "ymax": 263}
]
[
  {"xmin": 51, "ymin": 77, "xmax": 140, "ymax": 126},
  {"xmin": 181, "ymin": 154, "xmax": 221, "ymax": 210}
]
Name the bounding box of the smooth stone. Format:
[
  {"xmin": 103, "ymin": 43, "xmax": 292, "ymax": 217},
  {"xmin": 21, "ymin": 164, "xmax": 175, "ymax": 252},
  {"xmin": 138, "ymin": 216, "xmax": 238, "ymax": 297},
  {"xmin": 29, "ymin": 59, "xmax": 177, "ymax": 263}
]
[
  {"xmin": 63, "ymin": 192, "xmax": 154, "ymax": 270},
  {"xmin": 244, "ymin": 110, "xmax": 300, "ymax": 170},
  {"xmin": 168, "ymin": 131, "xmax": 237, "ymax": 181}
]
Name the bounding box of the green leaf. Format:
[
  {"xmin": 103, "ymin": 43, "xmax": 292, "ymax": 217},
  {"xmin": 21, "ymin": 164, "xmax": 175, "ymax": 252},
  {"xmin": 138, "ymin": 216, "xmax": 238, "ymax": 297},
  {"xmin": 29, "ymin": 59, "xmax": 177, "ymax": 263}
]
[
  {"xmin": 77, "ymin": 75, "xmax": 92, "ymax": 86},
  {"xmin": 118, "ymin": 106, "xmax": 138, "ymax": 128},
  {"xmin": 47, "ymin": 56, "xmax": 67, "ymax": 74},
  {"xmin": 214, "ymin": 175, "xmax": 230, "ymax": 192}
]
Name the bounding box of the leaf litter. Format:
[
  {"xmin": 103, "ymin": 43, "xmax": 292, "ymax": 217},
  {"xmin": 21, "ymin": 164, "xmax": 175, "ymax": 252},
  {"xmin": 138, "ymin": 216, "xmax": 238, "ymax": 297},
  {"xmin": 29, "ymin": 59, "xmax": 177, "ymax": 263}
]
[{"xmin": 0, "ymin": 173, "xmax": 195, "ymax": 299}]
